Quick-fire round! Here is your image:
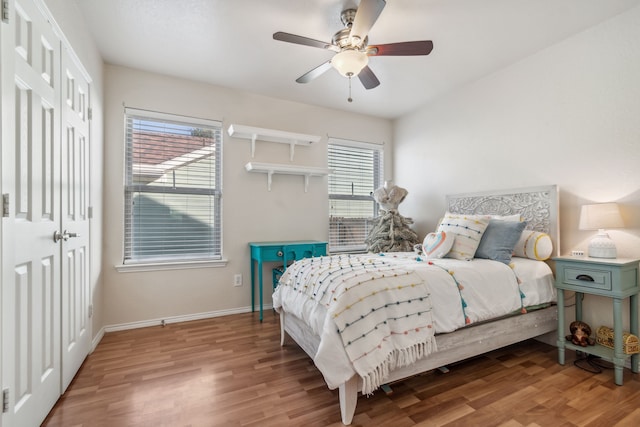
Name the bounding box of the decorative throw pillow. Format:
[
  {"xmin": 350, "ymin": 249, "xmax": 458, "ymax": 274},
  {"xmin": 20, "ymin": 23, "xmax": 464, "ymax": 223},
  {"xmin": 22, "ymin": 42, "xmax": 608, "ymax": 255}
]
[
  {"xmin": 422, "ymin": 231, "xmax": 455, "ymax": 259},
  {"xmin": 475, "ymin": 220, "xmax": 527, "ymax": 264},
  {"xmin": 437, "ymin": 213, "xmax": 491, "ymax": 260},
  {"xmin": 513, "ymin": 230, "xmax": 553, "ymax": 260}
]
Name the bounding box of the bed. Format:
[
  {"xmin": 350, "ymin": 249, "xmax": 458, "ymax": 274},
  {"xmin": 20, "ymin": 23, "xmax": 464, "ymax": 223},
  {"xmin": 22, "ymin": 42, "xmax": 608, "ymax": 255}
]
[{"xmin": 273, "ymin": 185, "xmax": 559, "ymax": 425}]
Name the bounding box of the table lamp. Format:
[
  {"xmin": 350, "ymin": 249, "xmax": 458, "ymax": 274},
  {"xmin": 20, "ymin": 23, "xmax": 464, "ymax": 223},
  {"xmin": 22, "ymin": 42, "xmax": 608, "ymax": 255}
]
[{"xmin": 578, "ymin": 202, "xmax": 624, "ymax": 258}]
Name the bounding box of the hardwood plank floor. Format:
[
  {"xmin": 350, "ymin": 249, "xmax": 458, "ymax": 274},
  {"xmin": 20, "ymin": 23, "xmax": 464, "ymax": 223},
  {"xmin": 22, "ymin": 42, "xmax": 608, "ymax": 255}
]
[{"xmin": 43, "ymin": 312, "xmax": 640, "ymax": 427}]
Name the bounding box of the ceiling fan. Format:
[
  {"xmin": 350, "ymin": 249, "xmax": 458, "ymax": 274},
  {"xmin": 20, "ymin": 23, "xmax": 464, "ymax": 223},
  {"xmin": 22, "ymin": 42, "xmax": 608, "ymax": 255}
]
[{"xmin": 273, "ymin": 0, "xmax": 433, "ymax": 101}]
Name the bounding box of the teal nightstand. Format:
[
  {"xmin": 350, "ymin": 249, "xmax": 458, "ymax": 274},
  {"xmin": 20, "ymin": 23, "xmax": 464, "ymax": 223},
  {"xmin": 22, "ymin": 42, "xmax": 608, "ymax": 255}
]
[
  {"xmin": 249, "ymin": 241, "xmax": 327, "ymax": 322},
  {"xmin": 554, "ymin": 256, "xmax": 640, "ymax": 385}
]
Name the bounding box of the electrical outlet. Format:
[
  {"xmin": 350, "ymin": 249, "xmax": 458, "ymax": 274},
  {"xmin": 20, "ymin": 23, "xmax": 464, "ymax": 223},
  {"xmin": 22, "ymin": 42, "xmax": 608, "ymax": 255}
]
[
  {"xmin": 233, "ymin": 273, "xmax": 243, "ymax": 287},
  {"xmin": 571, "ymin": 250, "xmax": 585, "ymax": 256}
]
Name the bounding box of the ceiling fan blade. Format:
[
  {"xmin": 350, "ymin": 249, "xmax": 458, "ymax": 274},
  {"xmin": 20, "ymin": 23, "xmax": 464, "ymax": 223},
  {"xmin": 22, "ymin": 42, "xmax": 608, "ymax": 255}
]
[
  {"xmin": 296, "ymin": 61, "xmax": 333, "ymax": 84},
  {"xmin": 349, "ymin": 0, "xmax": 386, "ymax": 45},
  {"xmin": 367, "ymin": 40, "xmax": 434, "ymax": 56},
  {"xmin": 273, "ymin": 32, "xmax": 339, "ymax": 52},
  {"xmin": 358, "ymin": 65, "xmax": 380, "ymax": 90}
]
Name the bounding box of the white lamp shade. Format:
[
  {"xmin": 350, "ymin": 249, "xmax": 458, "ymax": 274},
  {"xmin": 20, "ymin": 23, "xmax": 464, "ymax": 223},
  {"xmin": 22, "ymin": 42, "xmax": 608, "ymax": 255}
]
[
  {"xmin": 578, "ymin": 203, "xmax": 624, "ymax": 230},
  {"xmin": 331, "ymin": 50, "xmax": 369, "ymax": 77},
  {"xmin": 579, "ymin": 202, "xmax": 624, "ymax": 258}
]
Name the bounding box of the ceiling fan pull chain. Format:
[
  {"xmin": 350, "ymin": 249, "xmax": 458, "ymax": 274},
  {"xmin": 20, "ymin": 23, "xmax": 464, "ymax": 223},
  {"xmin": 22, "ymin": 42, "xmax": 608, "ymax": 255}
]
[{"xmin": 347, "ymin": 72, "xmax": 353, "ymax": 103}]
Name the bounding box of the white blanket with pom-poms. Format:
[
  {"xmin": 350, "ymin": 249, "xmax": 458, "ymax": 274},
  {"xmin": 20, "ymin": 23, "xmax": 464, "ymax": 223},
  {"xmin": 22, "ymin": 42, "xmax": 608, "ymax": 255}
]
[{"xmin": 277, "ymin": 254, "xmax": 436, "ymax": 395}]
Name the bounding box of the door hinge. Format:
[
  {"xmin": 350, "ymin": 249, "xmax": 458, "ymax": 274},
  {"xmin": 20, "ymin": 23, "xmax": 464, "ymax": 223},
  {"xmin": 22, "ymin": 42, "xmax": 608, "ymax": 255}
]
[
  {"xmin": 88, "ymin": 107, "xmax": 92, "ymax": 120},
  {"xmin": 2, "ymin": 194, "xmax": 9, "ymax": 217},
  {"xmin": 1, "ymin": 0, "xmax": 9, "ymax": 24},
  {"xmin": 88, "ymin": 304, "xmax": 93, "ymax": 318},
  {"xmin": 2, "ymin": 388, "xmax": 8, "ymax": 413}
]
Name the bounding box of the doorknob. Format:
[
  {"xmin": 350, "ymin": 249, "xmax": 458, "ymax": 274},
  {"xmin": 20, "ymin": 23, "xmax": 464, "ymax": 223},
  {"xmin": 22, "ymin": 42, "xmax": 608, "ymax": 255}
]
[
  {"xmin": 53, "ymin": 230, "xmax": 80, "ymax": 242},
  {"xmin": 63, "ymin": 230, "xmax": 79, "ymax": 239}
]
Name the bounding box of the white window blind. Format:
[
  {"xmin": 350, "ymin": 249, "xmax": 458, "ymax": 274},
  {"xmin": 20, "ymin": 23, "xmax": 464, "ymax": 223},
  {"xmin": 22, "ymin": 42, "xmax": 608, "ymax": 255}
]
[
  {"xmin": 124, "ymin": 108, "xmax": 222, "ymax": 264},
  {"xmin": 328, "ymin": 138, "xmax": 383, "ymax": 253}
]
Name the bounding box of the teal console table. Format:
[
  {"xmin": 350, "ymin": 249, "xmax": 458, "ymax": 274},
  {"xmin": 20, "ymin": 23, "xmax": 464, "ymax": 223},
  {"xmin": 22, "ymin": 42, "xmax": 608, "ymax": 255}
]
[
  {"xmin": 249, "ymin": 240, "xmax": 327, "ymax": 322},
  {"xmin": 554, "ymin": 256, "xmax": 640, "ymax": 385}
]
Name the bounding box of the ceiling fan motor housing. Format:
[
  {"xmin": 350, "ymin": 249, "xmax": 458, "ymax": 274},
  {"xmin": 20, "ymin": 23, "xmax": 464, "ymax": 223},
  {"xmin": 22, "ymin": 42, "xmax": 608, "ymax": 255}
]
[{"xmin": 341, "ymin": 8, "xmax": 357, "ymax": 27}]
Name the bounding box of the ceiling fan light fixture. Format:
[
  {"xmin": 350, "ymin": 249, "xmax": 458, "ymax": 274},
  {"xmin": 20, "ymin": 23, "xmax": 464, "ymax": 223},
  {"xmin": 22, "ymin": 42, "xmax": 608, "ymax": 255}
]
[{"xmin": 331, "ymin": 49, "xmax": 368, "ymax": 77}]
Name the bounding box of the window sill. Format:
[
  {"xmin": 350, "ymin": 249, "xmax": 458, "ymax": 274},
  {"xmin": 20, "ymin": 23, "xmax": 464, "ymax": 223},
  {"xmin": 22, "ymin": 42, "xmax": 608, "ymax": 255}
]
[{"xmin": 115, "ymin": 258, "xmax": 228, "ymax": 273}]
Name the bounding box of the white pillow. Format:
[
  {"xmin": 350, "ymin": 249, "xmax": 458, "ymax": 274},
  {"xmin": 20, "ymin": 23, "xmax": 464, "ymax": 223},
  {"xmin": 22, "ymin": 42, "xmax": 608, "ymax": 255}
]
[
  {"xmin": 513, "ymin": 230, "xmax": 553, "ymax": 260},
  {"xmin": 437, "ymin": 213, "xmax": 490, "ymax": 260},
  {"xmin": 422, "ymin": 231, "xmax": 455, "ymax": 259},
  {"xmin": 490, "ymin": 213, "xmax": 522, "ymax": 222}
]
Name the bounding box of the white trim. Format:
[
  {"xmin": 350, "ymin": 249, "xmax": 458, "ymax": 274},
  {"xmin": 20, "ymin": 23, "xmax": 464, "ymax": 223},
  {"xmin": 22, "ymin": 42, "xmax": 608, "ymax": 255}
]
[
  {"xmin": 124, "ymin": 106, "xmax": 222, "ymax": 128},
  {"xmin": 90, "ymin": 327, "xmax": 106, "ymax": 353},
  {"xmin": 115, "ymin": 258, "xmax": 228, "ymax": 273},
  {"xmin": 102, "ymin": 305, "xmax": 271, "ymax": 333},
  {"xmin": 328, "ymin": 136, "xmax": 384, "ymax": 150}
]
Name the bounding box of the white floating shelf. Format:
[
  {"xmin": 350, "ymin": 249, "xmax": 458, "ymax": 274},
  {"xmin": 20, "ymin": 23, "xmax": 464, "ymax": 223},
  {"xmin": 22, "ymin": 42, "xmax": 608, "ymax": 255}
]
[
  {"xmin": 228, "ymin": 124, "xmax": 321, "ymax": 161},
  {"xmin": 245, "ymin": 162, "xmax": 333, "ymax": 192}
]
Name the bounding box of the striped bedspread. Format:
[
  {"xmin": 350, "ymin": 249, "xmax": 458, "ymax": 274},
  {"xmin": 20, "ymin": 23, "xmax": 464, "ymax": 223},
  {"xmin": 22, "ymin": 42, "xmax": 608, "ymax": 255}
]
[{"xmin": 275, "ymin": 254, "xmax": 436, "ymax": 395}]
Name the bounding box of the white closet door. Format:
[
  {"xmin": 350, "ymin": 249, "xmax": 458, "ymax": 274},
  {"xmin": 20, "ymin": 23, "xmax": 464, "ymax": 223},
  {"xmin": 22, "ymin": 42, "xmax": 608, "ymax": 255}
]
[
  {"xmin": 60, "ymin": 44, "xmax": 92, "ymax": 391},
  {"xmin": 1, "ymin": 0, "xmax": 62, "ymax": 425}
]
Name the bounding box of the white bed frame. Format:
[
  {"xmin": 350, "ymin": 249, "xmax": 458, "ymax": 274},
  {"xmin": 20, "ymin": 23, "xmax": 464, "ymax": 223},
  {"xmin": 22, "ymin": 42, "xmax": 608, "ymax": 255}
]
[{"xmin": 279, "ymin": 185, "xmax": 560, "ymax": 425}]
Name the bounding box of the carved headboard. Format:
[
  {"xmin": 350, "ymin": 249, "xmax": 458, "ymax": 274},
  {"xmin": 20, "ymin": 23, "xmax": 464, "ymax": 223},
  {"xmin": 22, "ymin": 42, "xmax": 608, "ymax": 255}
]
[{"xmin": 446, "ymin": 185, "xmax": 559, "ymax": 257}]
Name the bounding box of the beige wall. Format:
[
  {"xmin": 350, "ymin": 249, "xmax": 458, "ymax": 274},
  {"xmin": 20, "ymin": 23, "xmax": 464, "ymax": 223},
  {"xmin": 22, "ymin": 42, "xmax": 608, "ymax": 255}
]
[
  {"xmin": 393, "ymin": 6, "xmax": 640, "ymax": 331},
  {"xmin": 102, "ymin": 65, "xmax": 393, "ymax": 327}
]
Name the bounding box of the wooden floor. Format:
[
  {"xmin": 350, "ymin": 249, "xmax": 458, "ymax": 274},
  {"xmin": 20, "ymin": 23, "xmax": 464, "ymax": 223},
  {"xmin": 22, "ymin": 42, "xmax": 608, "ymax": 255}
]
[{"xmin": 43, "ymin": 312, "xmax": 640, "ymax": 427}]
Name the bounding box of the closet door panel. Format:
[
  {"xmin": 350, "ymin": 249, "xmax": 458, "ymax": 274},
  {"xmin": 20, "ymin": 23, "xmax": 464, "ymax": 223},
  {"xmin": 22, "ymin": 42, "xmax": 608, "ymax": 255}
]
[
  {"xmin": 1, "ymin": 0, "xmax": 62, "ymax": 426},
  {"xmin": 60, "ymin": 43, "xmax": 92, "ymax": 392}
]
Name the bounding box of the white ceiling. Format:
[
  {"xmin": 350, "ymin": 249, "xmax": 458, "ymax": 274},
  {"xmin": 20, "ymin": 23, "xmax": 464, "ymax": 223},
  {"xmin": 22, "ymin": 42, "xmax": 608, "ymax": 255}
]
[{"xmin": 74, "ymin": 0, "xmax": 640, "ymax": 119}]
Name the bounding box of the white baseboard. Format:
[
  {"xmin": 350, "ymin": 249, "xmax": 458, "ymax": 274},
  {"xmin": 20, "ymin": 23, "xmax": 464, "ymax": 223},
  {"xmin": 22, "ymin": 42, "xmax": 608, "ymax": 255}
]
[
  {"xmin": 89, "ymin": 304, "xmax": 273, "ymax": 353},
  {"xmin": 102, "ymin": 304, "xmax": 273, "ymax": 333},
  {"xmin": 91, "ymin": 327, "xmax": 105, "ymax": 353}
]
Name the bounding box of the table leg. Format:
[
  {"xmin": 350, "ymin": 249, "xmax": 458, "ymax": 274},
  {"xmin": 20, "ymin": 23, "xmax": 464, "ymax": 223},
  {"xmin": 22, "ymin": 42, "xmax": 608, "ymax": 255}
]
[
  {"xmin": 631, "ymin": 294, "xmax": 639, "ymax": 373},
  {"xmin": 258, "ymin": 260, "xmax": 264, "ymax": 322},
  {"xmin": 250, "ymin": 259, "xmax": 255, "ymax": 313},
  {"xmin": 613, "ymin": 298, "xmax": 624, "ymax": 385},
  {"xmin": 557, "ymin": 289, "xmax": 566, "ymax": 365},
  {"xmin": 575, "ymin": 291, "xmax": 583, "ymax": 321}
]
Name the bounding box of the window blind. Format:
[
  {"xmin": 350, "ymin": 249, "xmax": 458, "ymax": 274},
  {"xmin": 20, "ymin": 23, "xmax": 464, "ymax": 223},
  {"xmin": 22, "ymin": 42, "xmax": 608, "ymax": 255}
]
[
  {"xmin": 123, "ymin": 108, "xmax": 222, "ymax": 264},
  {"xmin": 328, "ymin": 139, "xmax": 383, "ymax": 253}
]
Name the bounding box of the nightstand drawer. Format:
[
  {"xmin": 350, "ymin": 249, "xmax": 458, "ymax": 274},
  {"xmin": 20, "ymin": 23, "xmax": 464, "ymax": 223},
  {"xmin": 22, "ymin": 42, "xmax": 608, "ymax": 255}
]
[
  {"xmin": 251, "ymin": 245, "xmax": 284, "ymax": 262},
  {"xmin": 562, "ymin": 267, "xmax": 611, "ymax": 291}
]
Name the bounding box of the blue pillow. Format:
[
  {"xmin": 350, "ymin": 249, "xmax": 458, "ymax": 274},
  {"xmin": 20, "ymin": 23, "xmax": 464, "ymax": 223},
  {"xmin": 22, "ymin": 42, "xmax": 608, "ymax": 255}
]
[{"xmin": 475, "ymin": 220, "xmax": 527, "ymax": 264}]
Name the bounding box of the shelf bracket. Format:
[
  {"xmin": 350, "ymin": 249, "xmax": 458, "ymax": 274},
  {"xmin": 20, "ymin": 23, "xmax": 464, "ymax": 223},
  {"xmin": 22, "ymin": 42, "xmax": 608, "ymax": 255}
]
[
  {"xmin": 304, "ymin": 174, "xmax": 310, "ymax": 192},
  {"xmin": 289, "ymin": 142, "xmax": 295, "ymax": 161},
  {"xmin": 250, "ymin": 134, "xmax": 257, "ymax": 158},
  {"xmin": 267, "ymin": 170, "xmax": 274, "ymax": 191}
]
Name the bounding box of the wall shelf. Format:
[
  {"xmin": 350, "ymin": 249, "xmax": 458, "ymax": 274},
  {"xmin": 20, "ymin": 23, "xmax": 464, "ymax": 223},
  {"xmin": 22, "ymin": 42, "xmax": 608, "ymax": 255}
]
[
  {"xmin": 245, "ymin": 162, "xmax": 333, "ymax": 192},
  {"xmin": 228, "ymin": 124, "xmax": 321, "ymax": 161}
]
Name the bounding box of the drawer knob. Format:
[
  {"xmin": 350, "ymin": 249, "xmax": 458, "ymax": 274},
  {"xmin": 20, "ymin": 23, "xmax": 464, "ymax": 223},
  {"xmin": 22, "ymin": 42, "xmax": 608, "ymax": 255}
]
[
  {"xmin": 576, "ymin": 274, "xmax": 594, "ymax": 282},
  {"xmin": 277, "ymin": 250, "xmax": 283, "ymax": 257}
]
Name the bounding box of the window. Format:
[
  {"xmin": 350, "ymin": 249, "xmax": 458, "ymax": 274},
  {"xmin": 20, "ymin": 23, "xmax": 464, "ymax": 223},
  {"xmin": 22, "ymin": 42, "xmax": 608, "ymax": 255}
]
[
  {"xmin": 123, "ymin": 108, "xmax": 222, "ymax": 264},
  {"xmin": 328, "ymin": 138, "xmax": 383, "ymax": 253}
]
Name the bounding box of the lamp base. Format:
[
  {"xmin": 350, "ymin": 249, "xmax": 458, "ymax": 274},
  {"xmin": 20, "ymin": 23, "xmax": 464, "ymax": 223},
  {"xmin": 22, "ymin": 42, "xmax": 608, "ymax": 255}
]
[{"xmin": 588, "ymin": 233, "xmax": 617, "ymax": 258}]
